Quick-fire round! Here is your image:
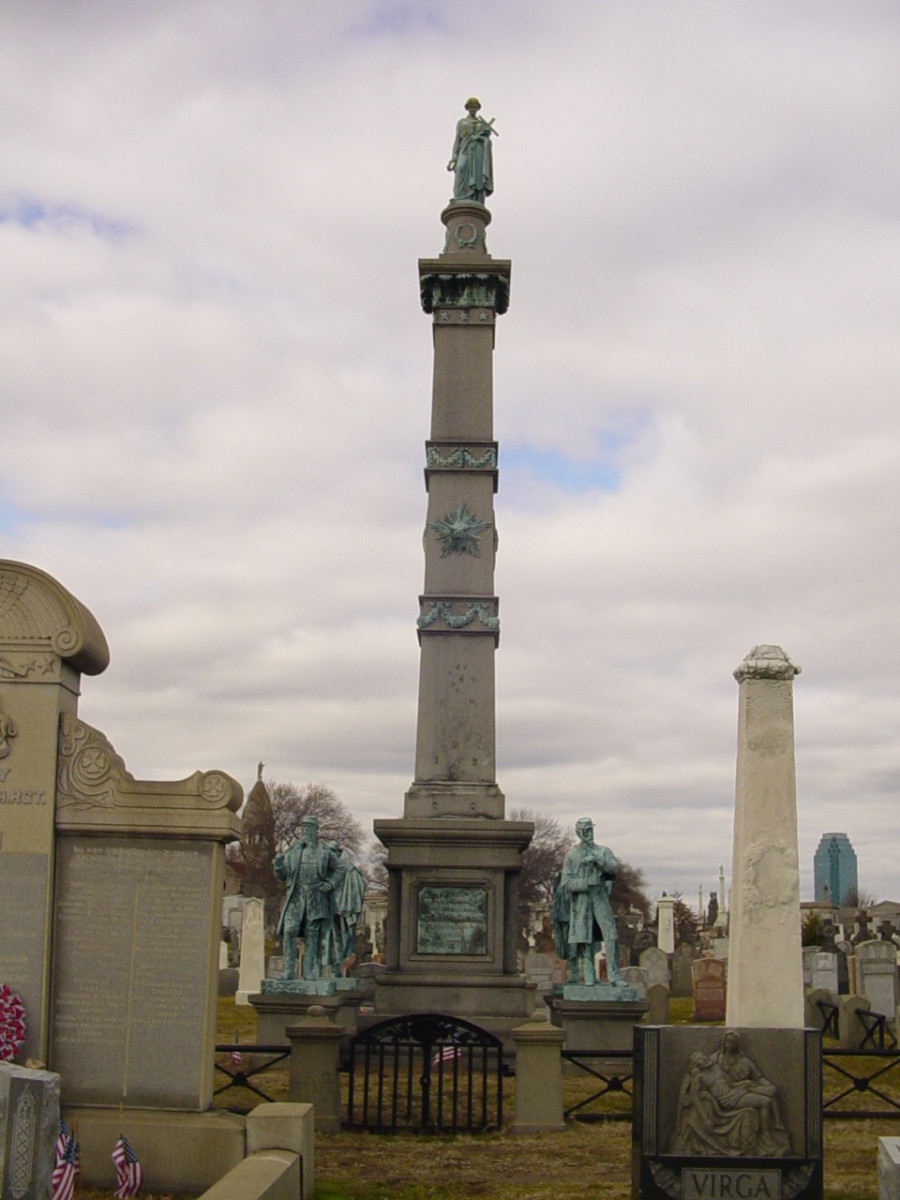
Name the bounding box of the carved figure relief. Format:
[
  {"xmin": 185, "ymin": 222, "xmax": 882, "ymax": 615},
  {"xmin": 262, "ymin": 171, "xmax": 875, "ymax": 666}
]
[{"xmin": 670, "ymin": 1032, "xmax": 791, "ymax": 1158}]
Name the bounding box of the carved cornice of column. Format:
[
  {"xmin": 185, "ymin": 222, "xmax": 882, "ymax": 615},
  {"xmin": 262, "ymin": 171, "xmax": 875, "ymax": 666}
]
[
  {"xmin": 733, "ymin": 644, "xmax": 801, "ymax": 683},
  {"xmin": 0, "ymin": 560, "xmax": 109, "ymax": 676},
  {"xmin": 56, "ymin": 713, "xmax": 242, "ymax": 840},
  {"xmin": 418, "ymin": 266, "xmax": 511, "ymax": 316}
]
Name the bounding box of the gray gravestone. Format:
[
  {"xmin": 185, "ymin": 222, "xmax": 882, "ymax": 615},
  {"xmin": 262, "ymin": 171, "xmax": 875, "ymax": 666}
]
[
  {"xmin": 236, "ymin": 896, "xmax": 265, "ymax": 1004},
  {"xmin": 622, "ymin": 966, "xmax": 649, "ymax": 999},
  {"xmin": 691, "ymin": 957, "xmax": 727, "ymax": 1022},
  {"xmin": 836, "ymin": 948, "xmax": 850, "ymax": 995},
  {"xmin": 639, "ymin": 946, "xmax": 669, "ymax": 990},
  {"xmin": 672, "ymin": 943, "xmax": 696, "ymax": 998},
  {"xmin": 810, "ymin": 951, "xmax": 839, "ymax": 994},
  {"xmin": 802, "ymin": 946, "xmax": 817, "ymax": 990},
  {"xmin": 856, "ymin": 939, "xmax": 899, "ymax": 1017},
  {"xmin": 0, "ymin": 1063, "xmax": 60, "ymax": 1200},
  {"xmin": 646, "ymin": 982, "xmax": 670, "ymax": 1025}
]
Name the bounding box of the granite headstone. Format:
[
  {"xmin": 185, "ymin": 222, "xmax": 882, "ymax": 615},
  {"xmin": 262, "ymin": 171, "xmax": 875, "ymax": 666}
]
[
  {"xmin": 691, "ymin": 957, "xmax": 726, "ymax": 1022},
  {"xmin": 0, "ymin": 1063, "xmax": 60, "ymax": 1200}
]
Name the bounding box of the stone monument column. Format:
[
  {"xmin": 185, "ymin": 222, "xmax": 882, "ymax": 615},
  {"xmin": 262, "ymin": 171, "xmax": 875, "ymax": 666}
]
[
  {"xmin": 657, "ymin": 895, "xmax": 675, "ymax": 955},
  {"xmin": 726, "ymin": 644, "xmax": 804, "ymax": 1028},
  {"xmin": 374, "ymin": 190, "xmax": 534, "ymax": 1030},
  {"xmin": 0, "ymin": 561, "xmax": 109, "ymax": 1062}
]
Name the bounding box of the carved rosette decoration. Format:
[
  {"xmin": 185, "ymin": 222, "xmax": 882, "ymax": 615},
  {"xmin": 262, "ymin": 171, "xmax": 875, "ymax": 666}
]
[
  {"xmin": 734, "ymin": 644, "xmax": 801, "ymax": 682},
  {"xmin": 417, "ymin": 598, "xmax": 499, "ymax": 633},
  {"xmin": 419, "ymin": 271, "xmax": 509, "ymax": 315},
  {"xmin": 57, "ymin": 714, "xmax": 128, "ymax": 810},
  {"xmin": 0, "ymin": 982, "xmax": 26, "ymax": 1061},
  {"xmin": 428, "ymin": 502, "xmax": 492, "ymax": 558},
  {"xmin": 0, "ymin": 704, "xmax": 17, "ymax": 759},
  {"xmin": 56, "ymin": 712, "xmax": 242, "ymax": 820}
]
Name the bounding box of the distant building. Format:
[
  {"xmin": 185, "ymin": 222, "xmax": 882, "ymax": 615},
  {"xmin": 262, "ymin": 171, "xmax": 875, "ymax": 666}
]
[{"xmin": 814, "ymin": 832, "xmax": 858, "ymax": 906}]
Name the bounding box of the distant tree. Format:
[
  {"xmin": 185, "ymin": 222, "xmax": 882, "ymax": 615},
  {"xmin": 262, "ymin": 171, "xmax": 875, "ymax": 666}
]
[
  {"xmin": 844, "ymin": 887, "xmax": 876, "ymax": 911},
  {"xmin": 610, "ymin": 861, "xmax": 652, "ymax": 923},
  {"xmin": 269, "ymin": 781, "xmax": 365, "ymax": 863},
  {"xmin": 509, "ymin": 808, "xmax": 571, "ymax": 933},
  {"xmin": 670, "ymin": 893, "xmax": 698, "ymax": 946},
  {"xmin": 365, "ymin": 840, "xmax": 389, "ymax": 893},
  {"xmin": 802, "ymin": 909, "xmax": 823, "ymax": 946}
]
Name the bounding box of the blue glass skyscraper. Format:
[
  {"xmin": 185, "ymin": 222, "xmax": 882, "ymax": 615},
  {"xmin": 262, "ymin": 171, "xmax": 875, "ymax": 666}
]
[{"xmin": 814, "ymin": 832, "xmax": 858, "ymax": 905}]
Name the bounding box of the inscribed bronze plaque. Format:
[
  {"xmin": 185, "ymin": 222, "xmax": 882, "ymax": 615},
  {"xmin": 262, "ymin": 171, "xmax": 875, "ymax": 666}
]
[{"xmin": 416, "ymin": 885, "xmax": 487, "ymax": 955}]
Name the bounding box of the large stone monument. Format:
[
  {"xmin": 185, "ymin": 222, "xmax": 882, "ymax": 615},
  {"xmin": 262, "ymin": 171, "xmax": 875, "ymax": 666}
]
[
  {"xmin": 373, "ymin": 104, "xmax": 534, "ymax": 1029},
  {"xmin": 727, "ymin": 645, "xmax": 804, "ymax": 1028},
  {"xmin": 633, "ymin": 646, "xmax": 821, "ymax": 1199},
  {"xmin": 0, "ymin": 560, "xmax": 245, "ymax": 1188}
]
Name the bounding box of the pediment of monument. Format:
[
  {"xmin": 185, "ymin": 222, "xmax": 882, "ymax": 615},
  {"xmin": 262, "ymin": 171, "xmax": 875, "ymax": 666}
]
[{"xmin": 0, "ymin": 560, "xmax": 109, "ymax": 676}]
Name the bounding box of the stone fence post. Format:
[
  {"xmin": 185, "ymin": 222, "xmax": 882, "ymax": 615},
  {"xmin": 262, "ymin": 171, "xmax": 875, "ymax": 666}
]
[
  {"xmin": 511, "ymin": 1016, "xmax": 566, "ymax": 1133},
  {"xmin": 286, "ymin": 1008, "xmax": 343, "ymax": 1132}
]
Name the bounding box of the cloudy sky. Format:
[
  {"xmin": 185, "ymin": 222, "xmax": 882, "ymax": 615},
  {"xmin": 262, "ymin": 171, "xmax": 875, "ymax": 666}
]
[{"xmin": 3, "ymin": 1, "xmax": 899, "ymax": 909}]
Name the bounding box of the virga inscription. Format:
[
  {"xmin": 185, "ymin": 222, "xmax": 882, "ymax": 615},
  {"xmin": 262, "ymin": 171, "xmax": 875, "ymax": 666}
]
[{"xmin": 416, "ymin": 885, "xmax": 487, "ymax": 955}]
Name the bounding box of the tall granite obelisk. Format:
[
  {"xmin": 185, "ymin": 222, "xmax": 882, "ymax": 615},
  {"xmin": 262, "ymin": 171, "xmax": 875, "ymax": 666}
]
[
  {"xmin": 726, "ymin": 644, "xmax": 804, "ymax": 1028},
  {"xmin": 374, "ymin": 102, "xmax": 534, "ymax": 1025}
]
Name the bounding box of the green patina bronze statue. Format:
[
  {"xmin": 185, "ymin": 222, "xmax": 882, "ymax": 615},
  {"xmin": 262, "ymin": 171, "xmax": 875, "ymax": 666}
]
[{"xmin": 447, "ymin": 97, "xmax": 497, "ymax": 205}]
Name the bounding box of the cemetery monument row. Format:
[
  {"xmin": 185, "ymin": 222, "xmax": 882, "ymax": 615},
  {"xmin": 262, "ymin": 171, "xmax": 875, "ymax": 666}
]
[{"xmin": 372, "ymin": 101, "xmax": 535, "ymax": 1031}]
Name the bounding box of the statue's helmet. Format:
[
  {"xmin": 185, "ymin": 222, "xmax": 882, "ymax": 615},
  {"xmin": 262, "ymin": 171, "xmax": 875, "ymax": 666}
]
[
  {"xmin": 465, "ymin": 96, "xmax": 481, "ymax": 111},
  {"xmin": 300, "ymin": 815, "xmax": 318, "ymax": 829}
]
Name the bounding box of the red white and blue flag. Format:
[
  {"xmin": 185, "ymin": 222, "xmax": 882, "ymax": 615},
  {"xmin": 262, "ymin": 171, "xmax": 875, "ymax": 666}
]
[
  {"xmin": 51, "ymin": 1119, "xmax": 78, "ymax": 1200},
  {"xmin": 112, "ymin": 1134, "xmax": 143, "ymax": 1198}
]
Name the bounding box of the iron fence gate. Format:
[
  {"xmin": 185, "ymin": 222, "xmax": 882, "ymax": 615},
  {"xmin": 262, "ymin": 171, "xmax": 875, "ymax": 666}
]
[{"xmin": 346, "ymin": 1013, "xmax": 504, "ymax": 1133}]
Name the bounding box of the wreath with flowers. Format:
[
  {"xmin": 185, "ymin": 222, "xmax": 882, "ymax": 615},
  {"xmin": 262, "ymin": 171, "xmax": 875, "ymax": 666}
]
[{"xmin": 0, "ymin": 984, "xmax": 26, "ymax": 1061}]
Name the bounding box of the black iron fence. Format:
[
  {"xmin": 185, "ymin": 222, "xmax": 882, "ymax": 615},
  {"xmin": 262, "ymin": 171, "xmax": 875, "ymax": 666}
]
[
  {"xmin": 822, "ymin": 1048, "xmax": 900, "ymax": 1118},
  {"xmin": 213, "ymin": 1043, "xmax": 290, "ymax": 1111},
  {"xmin": 561, "ymin": 1049, "xmax": 634, "ymax": 1122},
  {"xmin": 346, "ymin": 1013, "xmax": 504, "ymax": 1133}
]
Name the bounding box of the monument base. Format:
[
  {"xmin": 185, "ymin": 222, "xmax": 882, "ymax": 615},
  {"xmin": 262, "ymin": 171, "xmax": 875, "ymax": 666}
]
[
  {"xmin": 250, "ymin": 989, "xmax": 360, "ymax": 1045},
  {"xmin": 373, "ymin": 971, "xmax": 536, "ymax": 1052},
  {"xmin": 547, "ymin": 995, "xmax": 649, "ymax": 1054},
  {"xmin": 64, "ymin": 1108, "xmax": 246, "ymax": 1192}
]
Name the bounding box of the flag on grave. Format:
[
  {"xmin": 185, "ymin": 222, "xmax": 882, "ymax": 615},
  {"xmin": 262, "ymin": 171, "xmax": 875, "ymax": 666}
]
[{"xmin": 112, "ymin": 1134, "xmax": 143, "ymax": 1198}]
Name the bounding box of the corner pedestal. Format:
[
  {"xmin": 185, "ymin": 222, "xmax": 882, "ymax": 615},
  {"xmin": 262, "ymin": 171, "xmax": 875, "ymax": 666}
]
[
  {"xmin": 547, "ymin": 995, "xmax": 649, "ymax": 1054},
  {"xmin": 250, "ymin": 987, "xmax": 360, "ymax": 1046}
]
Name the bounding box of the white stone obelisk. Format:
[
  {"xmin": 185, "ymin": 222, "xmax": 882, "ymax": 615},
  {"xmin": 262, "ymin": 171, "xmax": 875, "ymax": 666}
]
[
  {"xmin": 726, "ymin": 645, "xmax": 804, "ymax": 1028},
  {"xmin": 657, "ymin": 896, "xmax": 675, "ymax": 954}
]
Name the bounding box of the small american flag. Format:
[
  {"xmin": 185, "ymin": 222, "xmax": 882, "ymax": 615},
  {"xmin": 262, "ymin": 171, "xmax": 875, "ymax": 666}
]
[
  {"xmin": 112, "ymin": 1134, "xmax": 143, "ymax": 1198},
  {"xmin": 51, "ymin": 1121, "xmax": 78, "ymax": 1200},
  {"xmin": 231, "ymin": 1047, "xmax": 243, "ymax": 1065},
  {"xmin": 432, "ymin": 1042, "xmax": 461, "ymax": 1067}
]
